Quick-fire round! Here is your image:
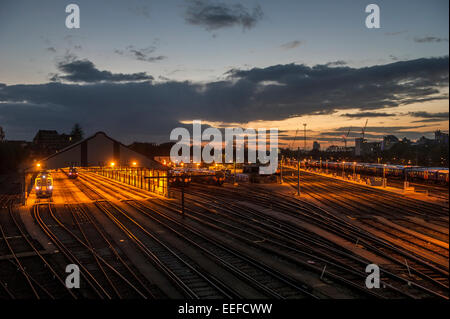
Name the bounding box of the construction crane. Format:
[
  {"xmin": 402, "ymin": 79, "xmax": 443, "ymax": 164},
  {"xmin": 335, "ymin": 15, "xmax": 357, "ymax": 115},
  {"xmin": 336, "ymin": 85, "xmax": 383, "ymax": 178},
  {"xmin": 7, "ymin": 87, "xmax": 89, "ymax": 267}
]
[
  {"xmin": 361, "ymin": 119, "xmax": 368, "ymax": 140},
  {"xmin": 342, "ymin": 127, "xmax": 352, "ymax": 149}
]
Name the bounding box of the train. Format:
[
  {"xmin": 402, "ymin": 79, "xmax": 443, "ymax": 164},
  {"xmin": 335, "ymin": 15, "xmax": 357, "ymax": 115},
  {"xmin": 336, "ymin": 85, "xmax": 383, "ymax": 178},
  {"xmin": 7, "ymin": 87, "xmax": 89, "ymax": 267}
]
[
  {"xmin": 191, "ymin": 169, "xmax": 226, "ymax": 186},
  {"xmin": 168, "ymin": 169, "xmax": 192, "ymax": 187},
  {"xmin": 296, "ymin": 160, "xmax": 449, "ymax": 184},
  {"xmin": 35, "ymin": 171, "xmax": 53, "ymax": 198},
  {"xmin": 68, "ymin": 167, "xmax": 79, "ymax": 179},
  {"xmin": 168, "ymin": 168, "xmax": 226, "ymax": 187}
]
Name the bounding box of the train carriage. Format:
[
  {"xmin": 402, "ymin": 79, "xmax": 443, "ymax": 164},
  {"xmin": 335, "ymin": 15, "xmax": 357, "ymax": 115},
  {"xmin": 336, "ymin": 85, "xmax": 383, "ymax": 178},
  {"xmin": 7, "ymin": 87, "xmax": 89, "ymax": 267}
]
[{"xmin": 35, "ymin": 171, "xmax": 53, "ymax": 198}]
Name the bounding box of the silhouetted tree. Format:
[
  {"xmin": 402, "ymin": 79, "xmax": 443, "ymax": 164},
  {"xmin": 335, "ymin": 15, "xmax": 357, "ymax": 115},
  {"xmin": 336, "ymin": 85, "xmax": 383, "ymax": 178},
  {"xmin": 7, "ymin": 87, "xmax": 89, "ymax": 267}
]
[
  {"xmin": 70, "ymin": 123, "xmax": 84, "ymax": 143},
  {"xmin": 0, "ymin": 126, "xmax": 5, "ymax": 142}
]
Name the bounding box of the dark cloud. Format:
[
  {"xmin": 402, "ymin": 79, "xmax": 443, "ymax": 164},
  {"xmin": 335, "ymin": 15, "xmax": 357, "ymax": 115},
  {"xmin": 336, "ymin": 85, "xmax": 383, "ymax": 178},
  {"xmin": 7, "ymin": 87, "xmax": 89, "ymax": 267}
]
[
  {"xmin": 51, "ymin": 59, "xmax": 154, "ymax": 83},
  {"xmin": 341, "ymin": 112, "xmax": 397, "ymax": 118},
  {"xmin": 409, "ymin": 112, "xmax": 449, "ymax": 123},
  {"xmin": 115, "ymin": 44, "xmax": 166, "ymax": 63},
  {"xmin": 184, "ymin": 0, "xmax": 263, "ymax": 31},
  {"xmin": 411, "ymin": 118, "xmax": 447, "ymax": 123},
  {"xmin": 46, "ymin": 47, "xmax": 56, "ymax": 53},
  {"xmin": 0, "ymin": 56, "xmax": 448, "ymax": 142},
  {"xmin": 280, "ymin": 40, "xmax": 301, "ymax": 50},
  {"xmin": 325, "ymin": 60, "xmax": 347, "ymax": 67},
  {"xmin": 414, "ymin": 36, "xmax": 448, "ymax": 43},
  {"xmin": 408, "ymin": 111, "xmax": 449, "ymax": 118}
]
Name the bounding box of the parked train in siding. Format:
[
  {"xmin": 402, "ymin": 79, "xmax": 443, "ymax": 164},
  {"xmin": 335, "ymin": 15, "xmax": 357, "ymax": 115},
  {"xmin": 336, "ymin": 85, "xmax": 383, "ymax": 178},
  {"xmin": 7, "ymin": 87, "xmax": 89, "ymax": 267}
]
[
  {"xmin": 304, "ymin": 161, "xmax": 449, "ymax": 184},
  {"xmin": 35, "ymin": 171, "xmax": 54, "ymax": 198},
  {"xmin": 168, "ymin": 169, "xmax": 226, "ymax": 187}
]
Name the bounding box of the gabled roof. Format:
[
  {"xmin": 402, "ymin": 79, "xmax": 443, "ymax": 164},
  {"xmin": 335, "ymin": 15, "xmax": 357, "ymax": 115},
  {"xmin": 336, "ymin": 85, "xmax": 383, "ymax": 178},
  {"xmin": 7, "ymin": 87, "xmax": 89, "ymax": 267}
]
[{"xmin": 41, "ymin": 131, "xmax": 167, "ymax": 170}]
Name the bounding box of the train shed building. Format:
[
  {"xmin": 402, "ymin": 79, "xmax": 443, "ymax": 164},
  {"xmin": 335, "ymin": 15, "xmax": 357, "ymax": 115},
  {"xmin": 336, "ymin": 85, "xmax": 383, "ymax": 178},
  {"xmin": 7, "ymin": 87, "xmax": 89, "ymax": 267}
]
[
  {"xmin": 40, "ymin": 131, "xmax": 165, "ymax": 170},
  {"xmin": 38, "ymin": 131, "xmax": 168, "ymax": 196}
]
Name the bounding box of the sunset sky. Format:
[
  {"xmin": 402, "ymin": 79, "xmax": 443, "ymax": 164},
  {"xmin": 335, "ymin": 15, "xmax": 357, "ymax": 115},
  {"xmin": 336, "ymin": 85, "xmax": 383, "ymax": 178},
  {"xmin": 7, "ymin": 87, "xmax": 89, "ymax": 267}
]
[{"xmin": 0, "ymin": 0, "xmax": 448, "ymax": 148}]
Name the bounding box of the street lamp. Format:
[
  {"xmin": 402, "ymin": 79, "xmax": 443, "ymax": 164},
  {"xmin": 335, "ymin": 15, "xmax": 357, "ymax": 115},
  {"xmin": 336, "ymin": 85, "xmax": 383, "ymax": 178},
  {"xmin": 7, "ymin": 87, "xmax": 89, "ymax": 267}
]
[
  {"xmin": 383, "ymin": 164, "xmax": 387, "ymax": 188},
  {"xmin": 342, "ymin": 161, "xmax": 345, "ymax": 178},
  {"xmin": 353, "ymin": 162, "xmax": 357, "ymax": 180}
]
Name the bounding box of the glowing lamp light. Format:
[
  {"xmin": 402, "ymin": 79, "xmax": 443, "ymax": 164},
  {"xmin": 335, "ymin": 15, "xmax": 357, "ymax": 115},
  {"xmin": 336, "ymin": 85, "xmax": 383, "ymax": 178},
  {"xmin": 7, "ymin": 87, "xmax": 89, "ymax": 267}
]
[
  {"xmin": 110, "ymin": 162, "xmax": 115, "ymax": 167},
  {"xmin": 132, "ymin": 161, "xmax": 137, "ymax": 166},
  {"xmin": 36, "ymin": 163, "xmax": 41, "ymax": 168}
]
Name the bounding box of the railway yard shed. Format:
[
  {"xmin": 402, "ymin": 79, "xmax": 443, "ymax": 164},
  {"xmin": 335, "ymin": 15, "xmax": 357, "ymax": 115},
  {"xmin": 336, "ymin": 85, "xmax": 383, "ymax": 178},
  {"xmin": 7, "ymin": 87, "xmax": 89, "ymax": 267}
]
[{"xmin": 39, "ymin": 131, "xmax": 165, "ymax": 170}]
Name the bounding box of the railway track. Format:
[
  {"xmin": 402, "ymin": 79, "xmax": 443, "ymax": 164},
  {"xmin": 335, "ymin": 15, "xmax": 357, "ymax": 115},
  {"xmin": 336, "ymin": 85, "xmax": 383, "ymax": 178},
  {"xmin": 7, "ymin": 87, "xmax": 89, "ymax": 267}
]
[
  {"xmin": 126, "ymin": 199, "xmax": 320, "ymax": 299},
  {"xmin": 183, "ymin": 186, "xmax": 448, "ymax": 299},
  {"xmin": 0, "ymin": 205, "xmax": 75, "ymax": 299},
  {"xmin": 246, "ymin": 180, "xmax": 449, "ymax": 296},
  {"xmin": 293, "ymin": 169, "xmax": 448, "ymax": 214},
  {"xmin": 280, "ymin": 174, "xmax": 449, "ymax": 264},
  {"xmin": 33, "ymin": 203, "xmax": 157, "ymax": 299},
  {"xmin": 77, "ymin": 172, "xmax": 325, "ymax": 298},
  {"xmin": 282, "ymin": 177, "xmax": 449, "ymax": 265},
  {"xmin": 182, "ymin": 182, "xmax": 449, "ymax": 298},
  {"xmin": 72, "ymin": 169, "xmax": 449, "ymax": 298},
  {"xmin": 96, "ymin": 200, "xmax": 237, "ymax": 299},
  {"xmin": 73, "ymin": 172, "xmax": 240, "ymax": 298}
]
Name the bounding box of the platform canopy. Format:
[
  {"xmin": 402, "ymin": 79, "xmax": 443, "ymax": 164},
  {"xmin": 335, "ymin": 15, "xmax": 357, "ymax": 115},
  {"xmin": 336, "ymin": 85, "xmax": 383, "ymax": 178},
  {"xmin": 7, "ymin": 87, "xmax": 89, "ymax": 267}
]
[{"xmin": 38, "ymin": 131, "xmax": 166, "ymax": 170}]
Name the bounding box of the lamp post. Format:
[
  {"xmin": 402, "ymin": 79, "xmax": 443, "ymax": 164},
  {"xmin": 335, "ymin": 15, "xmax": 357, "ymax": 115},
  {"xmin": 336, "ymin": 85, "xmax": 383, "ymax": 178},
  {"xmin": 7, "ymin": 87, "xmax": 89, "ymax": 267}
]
[
  {"xmin": 342, "ymin": 161, "xmax": 345, "ymax": 178},
  {"xmin": 383, "ymin": 164, "xmax": 387, "ymax": 188},
  {"xmin": 353, "ymin": 162, "xmax": 357, "ymax": 180},
  {"xmin": 280, "ymin": 155, "xmax": 284, "ymax": 184},
  {"xmin": 404, "ymin": 167, "xmax": 408, "ymax": 189}
]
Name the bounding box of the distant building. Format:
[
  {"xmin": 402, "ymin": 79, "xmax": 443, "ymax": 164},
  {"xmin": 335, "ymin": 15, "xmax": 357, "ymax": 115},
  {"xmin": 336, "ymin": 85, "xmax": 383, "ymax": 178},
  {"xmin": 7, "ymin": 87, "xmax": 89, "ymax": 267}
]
[
  {"xmin": 381, "ymin": 135, "xmax": 399, "ymax": 151},
  {"xmin": 312, "ymin": 141, "xmax": 320, "ymax": 151},
  {"xmin": 326, "ymin": 145, "xmax": 346, "ymax": 152},
  {"xmin": 354, "ymin": 138, "xmax": 364, "ymax": 156},
  {"xmin": 354, "ymin": 137, "xmax": 381, "ymax": 156},
  {"xmin": 33, "ymin": 130, "xmax": 73, "ymax": 154},
  {"xmin": 365, "ymin": 141, "xmax": 381, "ymax": 153},
  {"xmin": 435, "ymin": 130, "xmax": 449, "ymax": 144}
]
